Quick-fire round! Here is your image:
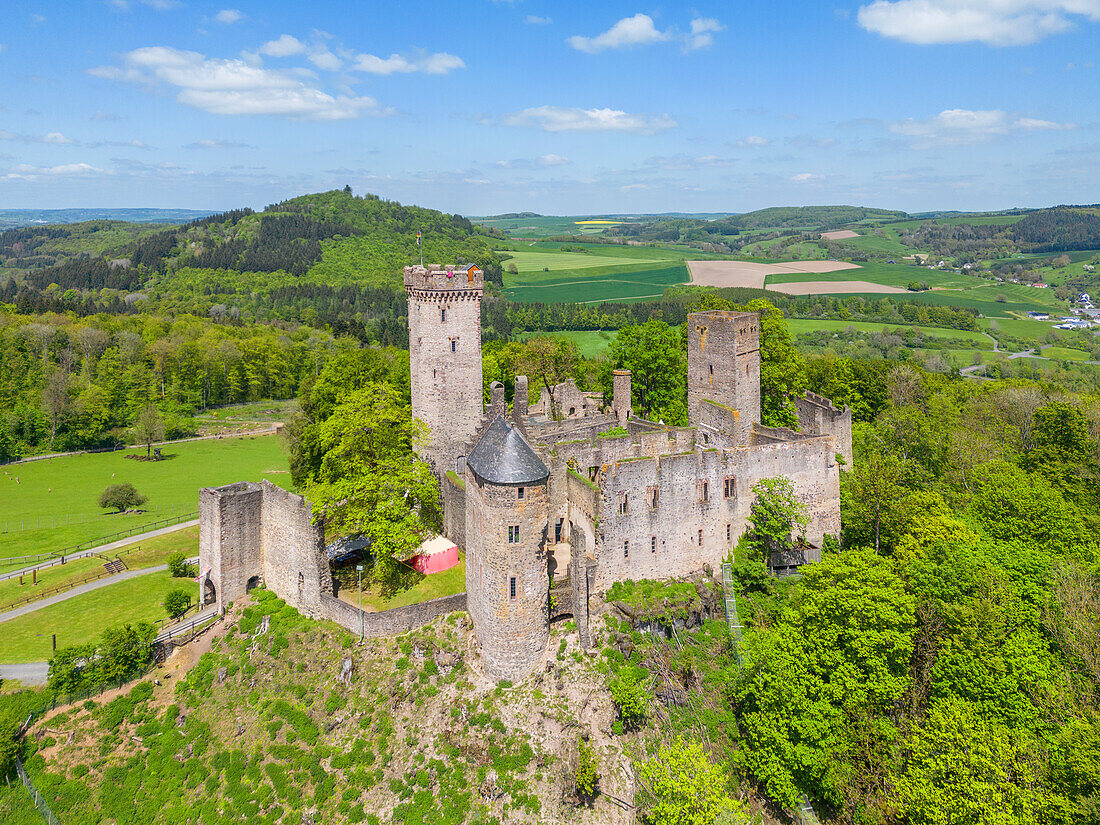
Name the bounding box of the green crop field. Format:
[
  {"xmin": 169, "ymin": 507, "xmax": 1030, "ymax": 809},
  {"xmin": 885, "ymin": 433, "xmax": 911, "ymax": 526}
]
[
  {"xmin": 765, "ymin": 262, "xmax": 971, "ymax": 288},
  {"xmin": 835, "ymin": 233, "xmax": 914, "ymax": 257},
  {"xmin": 502, "ymin": 248, "xmax": 665, "ymax": 273},
  {"xmin": 0, "ymin": 435, "xmax": 289, "ymax": 560},
  {"xmin": 1042, "ymin": 346, "xmax": 1092, "ymax": 361},
  {"xmin": 0, "ymin": 569, "xmax": 194, "ymax": 664},
  {"xmin": 476, "ymin": 215, "xmax": 632, "ymax": 237},
  {"xmin": 787, "ymin": 318, "xmax": 994, "ymax": 346}
]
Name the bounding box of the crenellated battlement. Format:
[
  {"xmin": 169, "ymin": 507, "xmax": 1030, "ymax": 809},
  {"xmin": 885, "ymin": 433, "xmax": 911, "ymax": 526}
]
[{"xmin": 403, "ymin": 264, "xmax": 484, "ymax": 295}]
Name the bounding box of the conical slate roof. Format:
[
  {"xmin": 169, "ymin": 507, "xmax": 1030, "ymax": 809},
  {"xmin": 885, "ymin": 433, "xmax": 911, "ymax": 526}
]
[{"xmin": 467, "ymin": 416, "xmax": 549, "ymax": 485}]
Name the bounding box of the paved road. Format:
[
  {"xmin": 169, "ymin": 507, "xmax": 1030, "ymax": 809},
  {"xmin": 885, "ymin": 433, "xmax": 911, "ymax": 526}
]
[
  {"xmin": 0, "ymin": 661, "xmax": 49, "ymax": 686},
  {"xmin": 155, "ymin": 606, "xmax": 220, "ymax": 643},
  {"xmin": 0, "ymin": 565, "xmax": 171, "ymax": 624},
  {"xmin": 0, "ymin": 518, "xmax": 199, "ymax": 582}
]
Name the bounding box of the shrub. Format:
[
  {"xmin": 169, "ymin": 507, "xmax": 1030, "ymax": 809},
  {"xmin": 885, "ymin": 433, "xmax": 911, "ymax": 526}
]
[
  {"xmin": 166, "ymin": 552, "xmax": 193, "ymax": 578},
  {"xmin": 575, "ymin": 735, "xmax": 599, "ymax": 803},
  {"xmin": 609, "ymin": 670, "xmax": 649, "ymax": 731},
  {"xmin": 98, "ymin": 483, "xmax": 147, "ymax": 513},
  {"xmin": 164, "ymin": 589, "xmax": 192, "ymax": 619}
]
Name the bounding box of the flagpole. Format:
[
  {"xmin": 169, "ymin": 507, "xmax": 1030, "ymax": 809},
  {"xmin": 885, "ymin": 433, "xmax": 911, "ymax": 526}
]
[{"xmin": 418, "ymin": 229, "xmax": 423, "ymax": 268}]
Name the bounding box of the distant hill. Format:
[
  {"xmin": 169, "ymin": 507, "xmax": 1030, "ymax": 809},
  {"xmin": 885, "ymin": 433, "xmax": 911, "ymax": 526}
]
[
  {"xmin": 8, "ymin": 190, "xmax": 501, "ymax": 297},
  {"xmin": 0, "ymin": 208, "xmax": 216, "ymax": 229}
]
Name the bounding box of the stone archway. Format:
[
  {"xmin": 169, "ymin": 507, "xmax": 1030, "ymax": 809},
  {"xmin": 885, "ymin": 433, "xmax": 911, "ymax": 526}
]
[
  {"xmin": 246, "ymin": 575, "xmax": 262, "ymax": 593},
  {"xmin": 203, "ymin": 579, "xmax": 217, "ymax": 606}
]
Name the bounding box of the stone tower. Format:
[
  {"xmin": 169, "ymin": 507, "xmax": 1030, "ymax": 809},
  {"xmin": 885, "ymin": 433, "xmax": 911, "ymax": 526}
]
[
  {"xmin": 464, "ymin": 402, "xmax": 551, "ymax": 682},
  {"xmin": 687, "ymin": 310, "xmax": 760, "ymax": 444},
  {"xmin": 405, "ymin": 264, "xmax": 484, "ymax": 476}
]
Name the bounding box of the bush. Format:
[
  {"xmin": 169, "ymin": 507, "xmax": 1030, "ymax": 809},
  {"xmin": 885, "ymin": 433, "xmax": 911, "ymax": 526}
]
[
  {"xmin": 98, "ymin": 483, "xmax": 147, "ymax": 513},
  {"xmin": 164, "ymin": 589, "xmax": 192, "ymax": 619},
  {"xmin": 167, "ymin": 552, "xmax": 194, "ymax": 578},
  {"xmin": 575, "ymin": 735, "xmax": 599, "ymax": 803},
  {"xmin": 609, "ymin": 670, "xmax": 649, "ymax": 731}
]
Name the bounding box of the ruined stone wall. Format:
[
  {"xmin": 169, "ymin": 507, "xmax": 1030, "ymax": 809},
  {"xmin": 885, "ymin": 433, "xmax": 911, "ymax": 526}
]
[
  {"xmin": 796, "ymin": 392, "xmax": 853, "ymax": 466},
  {"xmin": 589, "ymin": 435, "xmax": 840, "ymax": 591},
  {"xmin": 465, "ymin": 471, "xmax": 550, "ymax": 681},
  {"xmin": 695, "ymin": 400, "xmax": 741, "ymax": 450},
  {"xmin": 530, "ymin": 379, "xmax": 601, "ymax": 419},
  {"xmin": 687, "ymin": 310, "xmax": 760, "ymax": 444},
  {"xmin": 405, "ymin": 265, "xmax": 484, "ymax": 477},
  {"xmin": 199, "ymin": 482, "xmax": 263, "ymax": 613},
  {"xmin": 442, "ymin": 471, "xmax": 467, "ymax": 548},
  {"xmin": 319, "ymin": 592, "xmax": 467, "ymax": 639},
  {"xmin": 259, "ymin": 480, "xmax": 329, "ymax": 618}
]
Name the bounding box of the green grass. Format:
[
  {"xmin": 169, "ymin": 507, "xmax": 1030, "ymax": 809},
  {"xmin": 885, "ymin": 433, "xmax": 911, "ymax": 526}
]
[
  {"xmin": 352, "ymin": 555, "xmax": 466, "ymax": 612},
  {"xmin": 0, "ymin": 570, "xmax": 194, "ymax": 663},
  {"xmin": 765, "ymin": 262, "xmax": 982, "ymax": 289},
  {"xmin": 504, "ymin": 262, "xmax": 688, "ymax": 304},
  {"xmin": 0, "ymin": 782, "xmax": 43, "ymax": 825},
  {"xmin": 1041, "ymin": 346, "xmax": 1091, "ymax": 361},
  {"xmin": 0, "ymin": 434, "xmax": 289, "ymax": 560},
  {"xmin": 0, "ymin": 526, "xmax": 198, "ymax": 609},
  {"xmin": 834, "ymin": 233, "xmax": 915, "ymax": 256},
  {"xmin": 501, "ymin": 248, "xmax": 665, "ymax": 273},
  {"xmin": 516, "ymin": 330, "xmax": 619, "ymax": 357},
  {"xmin": 787, "ymin": 318, "xmax": 993, "ymax": 346}
]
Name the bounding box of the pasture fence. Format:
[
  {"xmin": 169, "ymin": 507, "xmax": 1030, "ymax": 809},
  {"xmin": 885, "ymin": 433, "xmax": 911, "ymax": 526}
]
[
  {"xmin": 14, "ymin": 756, "xmax": 61, "ymax": 825},
  {"xmin": 0, "ymin": 554, "xmax": 128, "ymax": 612},
  {"xmin": 0, "ymin": 505, "xmax": 197, "ymax": 538}
]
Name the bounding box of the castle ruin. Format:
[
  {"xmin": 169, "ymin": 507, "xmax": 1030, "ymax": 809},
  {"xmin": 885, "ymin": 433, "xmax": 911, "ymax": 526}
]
[{"xmin": 198, "ymin": 263, "xmax": 849, "ymax": 684}]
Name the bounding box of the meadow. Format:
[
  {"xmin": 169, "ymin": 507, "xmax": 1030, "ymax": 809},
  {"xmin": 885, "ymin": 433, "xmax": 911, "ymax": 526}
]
[
  {"xmin": 517, "ymin": 329, "xmax": 619, "ymax": 357},
  {"xmin": 0, "ymin": 569, "xmax": 191, "ymax": 664},
  {"xmin": 0, "ymin": 434, "xmax": 290, "ymax": 560},
  {"xmin": 786, "ymin": 319, "xmax": 994, "ymax": 347}
]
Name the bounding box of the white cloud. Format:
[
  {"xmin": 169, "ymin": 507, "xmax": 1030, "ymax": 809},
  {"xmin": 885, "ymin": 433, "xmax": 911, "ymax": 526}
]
[
  {"xmin": 525, "ymin": 15, "xmax": 552, "ymax": 25},
  {"xmin": 503, "ymin": 105, "xmax": 676, "ymax": 134},
  {"xmin": 260, "ymin": 35, "xmax": 306, "ymax": 58},
  {"xmin": 0, "ymin": 130, "xmax": 76, "ymax": 144},
  {"xmin": 568, "ymin": 13, "xmax": 667, "ymax": 53},
  {"xmin": 352, "ymin": 51, "xmax": 464, "ymax": 75},
  {"xmin": 4, "ymin": 162, "xmax": 105, "ymax": 180},
  {"xmin": 109, "ymin": 0, "xmax": 180, "ymax": 10},
  {"xmin": 89, "ymin": 46, "xmax": 386, "ymax": 121},
  {"xmin": 215, "ymin": 9, "xmax": 244, "ymax": 24},
  {"xmin": 308, "ymin": 50, "xmax": 342, "ymax": 71},
  {"xmin": 791, "ymin": 172, "xmax": 824, "ymax": 182},
  {"xmin": 687, "ymin": 17, "xmax": 724, "ymax": 50},
  {"xmin": 857, "ymin": 0, "xmax": 1100, "ymax": 46},
  {"xmin": 185, "ymin": 139, "xmax": 256, "ymax": 149},
  {"xmin": 889, "ymin": 108, "xmax": 1074, "ymax": 145},
  {"xmin": 738, "ymin": 135, "xmax": 770, "ymax": 147},
  {"xmin": 539, "ymin": 153, "xmax": 571, "ymax": 165},
  {"xmin": 42, "ymin": 132, "xmax": 75, "ymax": 144}
]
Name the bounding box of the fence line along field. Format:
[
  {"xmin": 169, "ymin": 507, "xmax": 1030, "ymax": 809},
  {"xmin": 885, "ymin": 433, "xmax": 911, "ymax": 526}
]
[{"xmin": 0, "ymin": 434, "xmax": 290, "ymax": 560}]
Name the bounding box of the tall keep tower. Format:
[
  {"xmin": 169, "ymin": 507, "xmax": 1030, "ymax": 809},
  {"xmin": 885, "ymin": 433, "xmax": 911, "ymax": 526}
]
[
  {"xmin": 405, "ymin": 264, "xmax": 484, "ymax": 475},
  {"xmin": 687, "ymin": 310, "xmax": 760, "ymax": 444}
]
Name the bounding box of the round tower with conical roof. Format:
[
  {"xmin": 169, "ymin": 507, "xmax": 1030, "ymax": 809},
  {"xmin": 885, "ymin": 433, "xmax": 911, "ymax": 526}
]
[{"xmin": 464, "ymin": 408, "xmax": 550, "ymax": 681}]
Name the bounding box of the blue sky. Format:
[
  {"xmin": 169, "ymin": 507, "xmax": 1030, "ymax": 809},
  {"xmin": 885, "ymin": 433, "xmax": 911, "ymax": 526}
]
[{"xmin": 1, "ymin": 0, "xmax": 1098, "ymax": 214}]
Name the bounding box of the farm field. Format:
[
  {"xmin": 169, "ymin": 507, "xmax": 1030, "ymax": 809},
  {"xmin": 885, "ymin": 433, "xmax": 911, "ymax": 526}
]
[
  {"xmin": 0, "ymin": 526, "xmax": 198, "ymax": 609},
  {"xmin": 476, "ymin": 215, "xmax": 626, "ymax": 237},
  {"xmin": 787, "ymin": 319, "xmax": 994, "ymax": 346},
  {"xmin": 0, "ymin": 434, "xmax": 289, "ymax": 560},
  {"xmin": 1043, "ymin": 346, "xmax": 1092, "ymax": 361},
  {"xmin": 0, "ymin": 569, "xmax": 191, "ymax": 664},
  {"xmin": 499, "ymin": 242, "xmax": 711, "ymax": 303}
]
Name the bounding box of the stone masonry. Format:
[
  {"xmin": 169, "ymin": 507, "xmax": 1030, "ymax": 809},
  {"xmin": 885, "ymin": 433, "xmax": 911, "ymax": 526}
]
[{"xmin": 200, "ymin": 265, "xmax": 849, "ymax": 685}]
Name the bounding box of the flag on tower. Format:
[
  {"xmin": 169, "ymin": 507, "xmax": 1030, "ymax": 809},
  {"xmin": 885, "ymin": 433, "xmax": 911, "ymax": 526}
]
[{"xmin": 416, "ymin": 231, "xmax": 422, "ymax": 246}]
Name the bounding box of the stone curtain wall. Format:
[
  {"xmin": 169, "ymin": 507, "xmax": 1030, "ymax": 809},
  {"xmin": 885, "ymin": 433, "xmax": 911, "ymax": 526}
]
[
  {"xmin": 687, "ymin": 310, "xmax": 760, "ymax": 444},
  {"xmin": 591, "ymin": 434, "xmax": 840, "ymax": 591},
  {"xmin": 795, "ymin": 392, "xmax": 853, "ymax": 466},
  {"xmin": 260, "ymin": 480, "xmax": 330, "ymax": 617},
  {"xmin": 319, "ymin": 592, "xmax": 467, "ymax": 639},
  {"xmin": 442, "ymin": 472, "xmax": 467, "ymax": 548},
  {"xmin": 405, "ymin": 266, "xmax": 484, "ymax": 478}
]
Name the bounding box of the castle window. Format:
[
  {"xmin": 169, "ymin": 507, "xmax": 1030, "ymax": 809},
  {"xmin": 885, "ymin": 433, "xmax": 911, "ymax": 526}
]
[
  {"xmin": 651, "ymin": 536, "xmax": 657, "ymax": 553},
  {"xmin": 517, "ymin": 487, "xmax": 525, "ymax": 500},
  {"xmin": 451, "ymin": 340, "xmax": 457, "ymax": 353},
  {"xmin": 508, "ymin": 525, "xmax": 520, "ymax": 543},
  {"xmin": 647, "ymin": 486, "xmax": 659, "ymax": 509},
  {"xmin": 618, "ymin": 493, "xmax": 629, "ymax": 515},
  {"xmin": 510, "ymin": 577, "xmax": 516, "ymax": 600},
  {"xmin": 698, "ymin": 529, "xmax": 703, "ymax": 547},
  {"xmin": 724, "ymin": 477, "xmax": 735, "ymax": 498},
  {"xmin": 726, "ymin": 523, "xmax": 732, "ymax": 543},
  {"xmin": 623, "ymin": 541, "xmax": 629, "ymax": 558},
  {"xmin": 702, "ymin": 481, "xmax": 709, "ymax": 501},
  {"xmin": 709, "ymin": 364, "xmax": 713, "ymax": 375},
  {"xmin": 441, "ymin": 307, "xmax": 447, "ymax": 322}
]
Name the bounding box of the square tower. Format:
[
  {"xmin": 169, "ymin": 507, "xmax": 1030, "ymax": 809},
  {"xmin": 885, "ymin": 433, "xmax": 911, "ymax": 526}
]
[
  {"xmin": 405, "ymin": 264, "xmax": 484, "ymax": 476},
  {"xmin": 687, "ymin": 310, "xmax": 760, "ymax": 444}
]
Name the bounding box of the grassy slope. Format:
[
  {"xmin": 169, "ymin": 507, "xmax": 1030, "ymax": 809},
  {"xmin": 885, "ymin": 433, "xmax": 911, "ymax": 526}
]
[
  {"xmin": 516, "ymin": 330, "xmax": 619, "ymax": 358},
  {"xmin": 0, "ymin": 435, "xmax": 289, "ymax": 560},
  {"xmin": 787, "ymin": 319, "xmax": 993, "ymax": 346},
  {"xmin": 0, "ymin": 570, "xmax": 194, "ymax": 663},
  {"xmin": 0, "ymin": 527, "xmax": 198, "ymax": 609},
  {"xmin": 13, "ymin": 590, "xmax": 628, "ymax": 824}
]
